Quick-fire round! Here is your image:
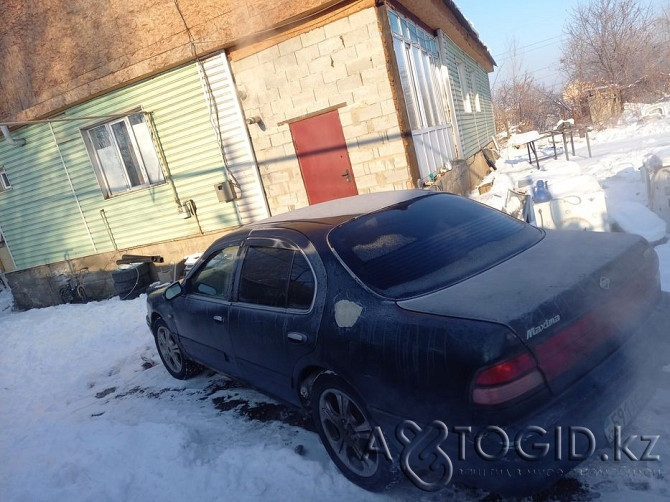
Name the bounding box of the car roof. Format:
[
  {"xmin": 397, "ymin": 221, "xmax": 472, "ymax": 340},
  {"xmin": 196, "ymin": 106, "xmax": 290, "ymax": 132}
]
[
  {"xmin": 213, "ymin": 190, "xmax": 433, "ymax": 245},
  {"xmin": 261, "ymin": 189, "xmax": 430, "ymax": 224}
]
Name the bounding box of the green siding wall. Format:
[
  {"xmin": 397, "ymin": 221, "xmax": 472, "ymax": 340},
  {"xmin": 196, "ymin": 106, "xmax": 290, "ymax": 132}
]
[
  {"xmin": 440, "ymin": 33, "xmax": 496, "ymax": 159},
  {"xmin": 0, "ymin": 63, "xmax": 241, "ymax": 271}
]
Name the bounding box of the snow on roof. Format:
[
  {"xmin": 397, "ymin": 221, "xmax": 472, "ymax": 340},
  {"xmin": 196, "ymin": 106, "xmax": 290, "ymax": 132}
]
[
  {"xmin": 262, "ymin": 190, "xmax": 428, "ymax": 223},
  {"xmin": 445, "ymin": 0, "xmax": 496, "ymax": 66}
]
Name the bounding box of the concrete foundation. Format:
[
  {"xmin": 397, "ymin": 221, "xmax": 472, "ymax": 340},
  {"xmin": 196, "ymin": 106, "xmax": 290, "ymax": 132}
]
[
  {"xmin": 436, "ymin": 143, "xmax": 494, "ymax": 195},
  {"xmin": 5, "ymin": 228, "xmax": 238, "ymax": 310}
]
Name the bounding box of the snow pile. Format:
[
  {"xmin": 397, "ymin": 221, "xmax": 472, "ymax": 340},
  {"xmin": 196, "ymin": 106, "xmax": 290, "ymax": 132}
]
[
  {"xmin": 592, "ymin": 114, "xmax": 670, "ymax": 143},
  {"xmin": 608, "ymin": 200, "xmax": 667, "ymax": 243},
  {"xmin": 477, "ymin": 115, "xmax": 670, "ymax": 246}
]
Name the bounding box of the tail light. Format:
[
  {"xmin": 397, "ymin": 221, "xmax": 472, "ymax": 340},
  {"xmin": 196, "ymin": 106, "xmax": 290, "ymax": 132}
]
[
  {"xmin": 472, "ymin": 352, "xmax": 545, "ymax": 405},
  {"xmin": 535, "ymin": 273, "xmax": 658, "ymax": 382}
]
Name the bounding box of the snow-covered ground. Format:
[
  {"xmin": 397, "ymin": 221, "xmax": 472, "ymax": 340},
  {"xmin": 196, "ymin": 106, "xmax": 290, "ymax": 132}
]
[
  {"xmin": 476, "ymin": 117, "xmax": 670, "ymax": 291},
  {"xmin": 2, "ymin": 117, "xmax": 670, "ymax": 502}
]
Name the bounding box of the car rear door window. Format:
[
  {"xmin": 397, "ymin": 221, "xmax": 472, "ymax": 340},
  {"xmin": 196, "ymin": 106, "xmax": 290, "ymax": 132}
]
[
  {"xmin": 189, "ymin": 246, "xmax": 239, "ymax": 299},
  {"xmin": 288, "ymin": 252, "xmax": 315, "ymax": 309},
  {"xmin": 238, "ymin": 246, "xmax": 315, "ymax": 309}
]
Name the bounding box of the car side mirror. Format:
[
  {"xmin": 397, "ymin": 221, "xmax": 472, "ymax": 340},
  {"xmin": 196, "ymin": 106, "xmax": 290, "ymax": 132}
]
[{"xmin": 164, "ymin": 281, "xmax": 183, "ymax": 301}]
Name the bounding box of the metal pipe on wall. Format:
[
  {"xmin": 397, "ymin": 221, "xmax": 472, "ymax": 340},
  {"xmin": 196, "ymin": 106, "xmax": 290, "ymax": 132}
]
[
  {"xmin": 144, "ymin": 112, "xmax": 183, "ymax": 211},
  {"xmin": 99, "ymin": 209, "xmax": 118, "ymax": 251},
  {"xmin": 1, "ymin": 125, "xmax": 26, "ymax": 146}
]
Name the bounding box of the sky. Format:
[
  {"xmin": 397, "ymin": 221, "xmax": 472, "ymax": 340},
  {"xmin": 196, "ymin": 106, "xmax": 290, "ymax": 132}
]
[{"xmin": 462, "ymin": 0, "xmax": 669, "ymax": 92}]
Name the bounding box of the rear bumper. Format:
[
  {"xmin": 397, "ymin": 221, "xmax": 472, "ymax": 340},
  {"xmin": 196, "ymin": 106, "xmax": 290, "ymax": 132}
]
[{"xmin": 369, "ymin": 292, "xmax": 670, "ymax": 496}]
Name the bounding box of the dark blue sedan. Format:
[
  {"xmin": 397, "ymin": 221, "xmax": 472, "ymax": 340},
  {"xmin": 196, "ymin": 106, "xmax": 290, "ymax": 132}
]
[{"xmin": 146, "ymin": 190, "xmax": 669, "ymax": 496}]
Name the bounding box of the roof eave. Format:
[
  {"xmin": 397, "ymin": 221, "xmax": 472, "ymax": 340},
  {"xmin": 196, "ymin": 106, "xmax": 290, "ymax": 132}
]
[{"xmin": 443, "ymin": 0, "xmax": 497, "ymax": 68}]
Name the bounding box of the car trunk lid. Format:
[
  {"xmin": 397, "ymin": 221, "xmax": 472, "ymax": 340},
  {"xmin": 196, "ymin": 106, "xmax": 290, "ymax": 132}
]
[{"xmin": 397, "ymin": 230, "xmax": 661, "ymax": 395}]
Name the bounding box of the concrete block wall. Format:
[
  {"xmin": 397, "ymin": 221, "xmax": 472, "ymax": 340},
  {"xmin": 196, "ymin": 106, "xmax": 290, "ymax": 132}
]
[
  {"xmin": 5, "ymin": 227, "xmax": 236, "ymax": 310},
  {"xmin": 435, "ymin": 143, "xmax": 495, "ymax": 195},
  {"xmin": 231, "ymin": 7, "xmax": 412, "ymax": 216}
]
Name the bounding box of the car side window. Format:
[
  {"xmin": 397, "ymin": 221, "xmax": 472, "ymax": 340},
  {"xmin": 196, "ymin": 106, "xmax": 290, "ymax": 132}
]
[
  {"xmin": 288, "ymin": 252, "xmax": 315, "ymax": 309},
  {"xmin": 238, "ymin": 246, "xmax": 315, "ymax": 309},
  {"xmin": 189, "ymin": 246, "xmax": 239, "ymax": 300}
]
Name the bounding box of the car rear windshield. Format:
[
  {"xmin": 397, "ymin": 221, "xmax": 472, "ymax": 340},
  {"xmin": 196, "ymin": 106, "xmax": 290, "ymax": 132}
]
[{"xmin": 329, "ymin": 193, "xmax": 543, "ymax": 299}]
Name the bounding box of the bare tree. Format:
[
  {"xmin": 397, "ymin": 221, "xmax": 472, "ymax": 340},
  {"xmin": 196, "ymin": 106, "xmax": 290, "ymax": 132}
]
[
  {"xmin": 493, "ymin": 40, "xmax": 563, "ymax": 136},
  {"xmin": 561, "ymin": 0, "xmax": 666, "ymax": 96},
  {"xmin": 650, "ymin": 1, "xmax": 670, "ymax": 96}
]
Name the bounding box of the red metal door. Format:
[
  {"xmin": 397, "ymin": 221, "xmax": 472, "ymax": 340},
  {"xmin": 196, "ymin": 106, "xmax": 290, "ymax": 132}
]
[{"xmin": 289, "ymin": 110, "xmax": 358, "ymax": 204}]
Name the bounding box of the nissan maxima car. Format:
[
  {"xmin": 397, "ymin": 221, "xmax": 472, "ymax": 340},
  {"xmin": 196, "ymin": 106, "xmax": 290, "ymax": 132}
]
[{"xmin": 146, "ymin": 190, "xmax": 669, "ymax": 496}]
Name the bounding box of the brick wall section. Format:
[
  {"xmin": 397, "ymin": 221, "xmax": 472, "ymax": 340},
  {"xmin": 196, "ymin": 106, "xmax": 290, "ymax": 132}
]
[{"xmin": 231, "ymin": 7, "xmax": 412, "ymax": 215}]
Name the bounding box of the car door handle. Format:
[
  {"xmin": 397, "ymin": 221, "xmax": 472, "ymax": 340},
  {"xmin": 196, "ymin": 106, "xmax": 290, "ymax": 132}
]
[
  {"xmin": 212, "ymin": 315, "xmax": 224, "ymax": 323},
  {"xmin": 287, "ymin": 332, "xmax": 308, "ymax": 344}
]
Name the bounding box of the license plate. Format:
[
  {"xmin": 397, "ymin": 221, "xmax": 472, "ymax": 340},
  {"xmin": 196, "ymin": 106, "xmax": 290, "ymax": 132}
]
[{"xmin": 604, "ymin": 391, "xmax": 648, "ymax": 443}]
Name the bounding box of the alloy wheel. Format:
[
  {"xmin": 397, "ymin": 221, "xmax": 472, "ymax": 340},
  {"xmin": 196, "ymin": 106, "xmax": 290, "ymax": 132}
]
[
  {"xmin": 318, "ymin": 388, "xmax": 378, "ymax": 477},
  {"xmin": 156, "ymin": 325, "xmax": 183, "ymax": 374}
]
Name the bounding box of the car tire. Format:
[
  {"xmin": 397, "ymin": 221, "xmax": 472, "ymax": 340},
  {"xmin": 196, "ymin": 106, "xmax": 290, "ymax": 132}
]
[
  {"xmin": 112, "ymin": 263, "xmax": 150, "ymax": 282},
  {"xmin": 311, "ymin": 373, "xmax": 395, "ymax": 492},
  {"xmin": 113, "ymin": 273, "xmax": 151, "ymax": 300},
  {"xmin": 153, "ymin": 318, "xmax": 202, "ymax": 380},
  {"xmin": 113, "ymin": 276, "xmax": 145, "ymax": 290}
]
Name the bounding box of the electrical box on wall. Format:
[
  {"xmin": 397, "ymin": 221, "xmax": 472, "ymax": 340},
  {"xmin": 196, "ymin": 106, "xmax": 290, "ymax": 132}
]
[{"xmin": 215, "ymin": 180, "xmax": 237, "ymax": 203}]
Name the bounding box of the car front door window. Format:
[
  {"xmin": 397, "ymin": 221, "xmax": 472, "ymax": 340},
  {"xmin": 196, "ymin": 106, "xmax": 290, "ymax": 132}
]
[{"xmin": 189, "ymin": 246, "xmax": 239, "ymax": 300}]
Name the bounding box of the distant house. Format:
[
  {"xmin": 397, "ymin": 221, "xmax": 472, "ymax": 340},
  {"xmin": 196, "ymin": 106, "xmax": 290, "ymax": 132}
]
[
  {"xmin": 0, "ymin": 0, "xmax": 496, "ymax": 309},
  {"xmin": 563, "ymin": 80, "xmax": 624, "ymax": 127}
]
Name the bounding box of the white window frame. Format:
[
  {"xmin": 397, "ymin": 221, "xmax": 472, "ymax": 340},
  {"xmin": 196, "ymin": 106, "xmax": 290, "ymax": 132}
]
[
  {"xmin": 388, "ymin": 10, "xmax": 449, "ymax": 130},
  {"xmin": 471, "ymin": 65, "xmax": 482, "ymax": 113},
  {"xmin": 388, "ymin": 9, "xmax": 458, "ymax": 180},
  {"xmin": 457, "ymin": 62, "xmax": 474, "ymax": 114},
  {"xmin": 0, "ymin": 166, "xmax": 11, "ymax": 192},
  {"xmin": 82, "ymin": 112, "xmax": 165, "ymax": 198}
]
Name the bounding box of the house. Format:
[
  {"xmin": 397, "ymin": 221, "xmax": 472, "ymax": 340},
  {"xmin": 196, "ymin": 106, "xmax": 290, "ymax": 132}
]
[
  {"xmin": 0, "ymin": 0, "xmax": 496, "ymax": 309},
  {"xmin": 563, "ymin": 80, "xmax": 623, "ymax": 127}
]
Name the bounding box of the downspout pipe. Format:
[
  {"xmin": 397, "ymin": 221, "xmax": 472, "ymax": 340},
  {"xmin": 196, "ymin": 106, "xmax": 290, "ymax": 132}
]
[{"xmin": 0, "ymin": 125, "xmax": 26, "ymax": 147}]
